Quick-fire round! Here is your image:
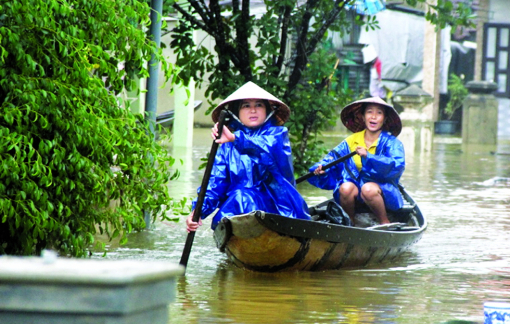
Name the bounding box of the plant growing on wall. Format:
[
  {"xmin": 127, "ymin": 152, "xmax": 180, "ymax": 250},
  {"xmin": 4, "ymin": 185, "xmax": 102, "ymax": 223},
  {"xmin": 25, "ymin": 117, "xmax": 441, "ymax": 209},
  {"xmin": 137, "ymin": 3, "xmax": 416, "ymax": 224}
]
[
  {"xmin": 0, "ymin": 0, "xmax": 183, "ymax": 256},
  {"xmin": 444, "ymin": 74, "xmax": 468, "ymax": 120}
]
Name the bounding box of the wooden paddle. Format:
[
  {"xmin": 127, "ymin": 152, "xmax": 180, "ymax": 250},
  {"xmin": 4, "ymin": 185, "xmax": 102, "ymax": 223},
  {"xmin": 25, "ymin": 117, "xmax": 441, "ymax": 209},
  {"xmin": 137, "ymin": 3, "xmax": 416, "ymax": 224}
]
[
  {"xmin": 179, "ymin": 110, "xmax": 228, "ymax": 270},
  {"xmin": 295, "ymin": 151, "xmax": 357, "ymax": 184}
]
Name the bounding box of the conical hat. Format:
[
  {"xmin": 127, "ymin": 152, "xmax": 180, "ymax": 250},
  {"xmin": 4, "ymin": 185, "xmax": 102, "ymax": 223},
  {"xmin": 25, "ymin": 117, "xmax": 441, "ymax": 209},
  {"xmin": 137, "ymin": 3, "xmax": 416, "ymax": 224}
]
[
  {"xmin": 362, "ymin": 44, "xmax": 378, "ymax": 64},
  {"xmin": 211, "ymin": 81, "xmax": 290, "ymax": 126},
  {"xmin": 340, "ymin": 97, "xmax": 402, "ymax": 136}
]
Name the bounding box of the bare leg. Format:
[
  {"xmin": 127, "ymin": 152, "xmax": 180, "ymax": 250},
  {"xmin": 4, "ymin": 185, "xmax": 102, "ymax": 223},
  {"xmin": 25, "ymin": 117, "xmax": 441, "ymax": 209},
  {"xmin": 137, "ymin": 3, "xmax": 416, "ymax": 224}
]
[
  {"xmin": 339, "ymin": 182, "xmax": 358, "ymax": 225},
  {"xmin": 360, "ymin": 182, "xmax": 390, "ymax": 224}
]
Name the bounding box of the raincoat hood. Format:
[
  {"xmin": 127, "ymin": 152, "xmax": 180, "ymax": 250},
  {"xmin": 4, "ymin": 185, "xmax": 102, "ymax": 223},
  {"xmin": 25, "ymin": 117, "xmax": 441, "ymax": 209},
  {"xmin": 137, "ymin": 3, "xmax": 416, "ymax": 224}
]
[{"xmin": 211, "ymin": 82, "xmax": 290, "ymax": 126}]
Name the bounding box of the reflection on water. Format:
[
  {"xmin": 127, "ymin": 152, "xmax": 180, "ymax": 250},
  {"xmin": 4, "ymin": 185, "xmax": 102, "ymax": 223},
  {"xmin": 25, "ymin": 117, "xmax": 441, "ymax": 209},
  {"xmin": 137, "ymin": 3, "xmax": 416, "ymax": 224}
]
[
  {"xmin": 173, "ymin": 267, "xmax": 422, "ymax": 324},
  {"xmin": 94, "ymin": 129, "xmax": 510, "ymax": 324}
]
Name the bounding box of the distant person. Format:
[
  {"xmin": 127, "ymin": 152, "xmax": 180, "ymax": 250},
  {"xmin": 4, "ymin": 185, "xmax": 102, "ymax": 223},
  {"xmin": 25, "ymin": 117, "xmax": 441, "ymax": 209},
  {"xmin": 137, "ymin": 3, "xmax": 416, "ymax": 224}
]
[
  {"xmin": 186, "ymin": 82, "xmax": 310, "ymax": 232},
  {"xmin": 362, "ymin": 44, "xmax": 386, "ymax": 98},
  {"xmin": 307, "ymin": 97, "xmax": 405, "ymax": 225}
]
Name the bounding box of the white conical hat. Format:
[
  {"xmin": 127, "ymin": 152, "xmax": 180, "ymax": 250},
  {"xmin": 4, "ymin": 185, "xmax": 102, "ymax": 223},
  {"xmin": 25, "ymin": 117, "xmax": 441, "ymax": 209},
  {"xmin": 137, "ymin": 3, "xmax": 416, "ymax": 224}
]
[
  {"xmin": 362, "ymin": 44, "xmax": 378, "ymax": 64},
  {"xmin": 211, "ymin": 81, "xmax": 290, "ymax": 126}
]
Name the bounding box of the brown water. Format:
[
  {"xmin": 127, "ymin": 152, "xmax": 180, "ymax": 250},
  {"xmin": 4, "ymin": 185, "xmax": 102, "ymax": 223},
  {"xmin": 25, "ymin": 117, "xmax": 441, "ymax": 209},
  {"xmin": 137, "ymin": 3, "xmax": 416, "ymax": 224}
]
[{"xmin": 96, "ymin": 128, "xmax": 510, "ymax": 324}]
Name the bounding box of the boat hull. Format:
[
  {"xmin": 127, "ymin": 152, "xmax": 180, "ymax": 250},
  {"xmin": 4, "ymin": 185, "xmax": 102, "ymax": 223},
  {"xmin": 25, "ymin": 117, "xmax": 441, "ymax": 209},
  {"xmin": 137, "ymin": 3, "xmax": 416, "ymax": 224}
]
[{"xmin": 213, "ymin": 187, "xmax": 426, "ymax": 272}]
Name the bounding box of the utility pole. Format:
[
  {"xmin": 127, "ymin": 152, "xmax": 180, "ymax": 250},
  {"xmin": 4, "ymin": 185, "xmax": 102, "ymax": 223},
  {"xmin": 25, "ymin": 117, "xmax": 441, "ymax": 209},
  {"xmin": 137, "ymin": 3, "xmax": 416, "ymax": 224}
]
[{"xmin": 144, "ymin": 0, "xmax": 163, "ymax": 229}]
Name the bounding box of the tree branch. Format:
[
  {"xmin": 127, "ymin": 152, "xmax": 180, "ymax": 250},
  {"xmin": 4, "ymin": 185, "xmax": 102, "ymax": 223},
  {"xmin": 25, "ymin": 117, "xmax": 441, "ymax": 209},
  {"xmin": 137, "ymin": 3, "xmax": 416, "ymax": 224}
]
[
  {"xmin": 208, "ymin": 0, "xmax": 250, "ymax": 79},
  {"xmin": 285, "ymin": 0, "xmax": 320, "ymax": 98},
  {"xmin": 306, "ymin": 0, "xmax": 348, "ymax": 57},
  {"xmin": 285, "ymin": 0, "xmax": 348, "ymax": 98},
  {"xmin": 232, "ymin": 0, "xmax": 240, "ymax": 15},
  {"xmin": 209, "ymin": 0, "xmax": 226, "ymax": 39},
  {"xmin": 207, "ymin": 0, "xmax": 233, "ymax": 73},
  {"xmin": 172, "ymin": 3, "xmax": 215, "ymax": 37},
  {"xmin": 274, "ymin": 3, "xmax": 293, "ymax": 75},
  {"xmin": 234, "ymin": 0, "xmax": 252, "ymax": 79}
]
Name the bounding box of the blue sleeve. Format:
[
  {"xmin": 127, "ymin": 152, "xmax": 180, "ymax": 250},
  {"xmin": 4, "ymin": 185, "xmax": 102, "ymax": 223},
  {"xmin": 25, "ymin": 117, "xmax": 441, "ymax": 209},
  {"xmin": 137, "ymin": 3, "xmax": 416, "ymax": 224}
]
[
  {"xmin": 362, "ymin": 136, "xmax": 405, "ymax": 183},
  {"xmin": 192, "ymin": 145, "xmax": 230, "ymax": 218},
  {"xmin": 307, "ymin": 141, "xmax": 350, "ymax": 189},
  {"xmin": 233, "ymin": 126, "xmax": 295, "ymax": 185}
]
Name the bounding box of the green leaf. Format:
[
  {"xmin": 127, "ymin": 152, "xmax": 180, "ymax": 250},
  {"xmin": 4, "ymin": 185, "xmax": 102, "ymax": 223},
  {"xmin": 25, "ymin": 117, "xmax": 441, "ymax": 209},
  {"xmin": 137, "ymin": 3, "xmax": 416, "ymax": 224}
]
[{"xmin": 0, "ymin": 0, "xmax": 182, "ymax": 257}]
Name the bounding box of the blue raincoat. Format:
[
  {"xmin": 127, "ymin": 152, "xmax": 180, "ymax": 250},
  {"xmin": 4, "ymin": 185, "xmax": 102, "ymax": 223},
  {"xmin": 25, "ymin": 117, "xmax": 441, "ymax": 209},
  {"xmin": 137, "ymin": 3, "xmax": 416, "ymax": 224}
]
[
  {"xmin": 192, "ymin": 118, "xmax": 311, "ymax": 229},
  {"xmin": 307, "ymin": 131, "xmax": 405, "ymax": 211}
]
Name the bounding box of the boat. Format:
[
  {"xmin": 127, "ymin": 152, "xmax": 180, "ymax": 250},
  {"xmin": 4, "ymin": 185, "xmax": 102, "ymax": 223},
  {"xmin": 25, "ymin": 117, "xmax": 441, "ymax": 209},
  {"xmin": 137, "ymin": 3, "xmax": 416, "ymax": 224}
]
[
  {"xmin": 156, "ymin": 100, "xmax": 203, "ymax": 128},
  {"xmin": 213, "ymin": 185, "xmax": 426, "ymax": 272}
]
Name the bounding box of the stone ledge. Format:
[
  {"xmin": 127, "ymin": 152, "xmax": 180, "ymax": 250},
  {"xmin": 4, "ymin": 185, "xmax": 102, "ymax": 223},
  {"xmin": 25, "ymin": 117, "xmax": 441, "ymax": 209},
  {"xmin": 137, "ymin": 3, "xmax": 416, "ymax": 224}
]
[
  {"xmin": 0, "ymin": 257, "xmax": 183, "ymax": 324},
  {"xmin": 0, "ymin": 256, "xmax": 183, "ymax": 285}
]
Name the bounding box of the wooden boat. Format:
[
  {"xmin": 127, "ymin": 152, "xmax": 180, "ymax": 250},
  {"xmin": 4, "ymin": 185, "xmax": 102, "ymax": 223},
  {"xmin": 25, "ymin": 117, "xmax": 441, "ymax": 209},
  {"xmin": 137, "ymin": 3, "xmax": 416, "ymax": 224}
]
[{"xmin": 213, "ymin": 185, "xmax": 426, "ymax": 272}]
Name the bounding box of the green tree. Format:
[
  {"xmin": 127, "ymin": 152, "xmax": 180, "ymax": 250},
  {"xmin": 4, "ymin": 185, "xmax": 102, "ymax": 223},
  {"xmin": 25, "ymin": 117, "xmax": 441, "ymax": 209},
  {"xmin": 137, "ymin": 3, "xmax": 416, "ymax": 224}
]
[
  {"xmin": 0, "ymin": 0, "xmax": 182, "ymax": 256},
  {"xmin": 167, "ymin": 0, "xmax": 474, "ymax": 174}
]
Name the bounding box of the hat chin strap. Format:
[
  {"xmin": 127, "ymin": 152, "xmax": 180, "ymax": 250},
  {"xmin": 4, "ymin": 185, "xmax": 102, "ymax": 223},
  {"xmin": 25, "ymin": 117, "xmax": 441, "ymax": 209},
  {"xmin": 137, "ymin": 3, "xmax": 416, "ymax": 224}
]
[
  {"xmin": 264, "ymin": 110, "xmax": 275, "ymax": 123},
  {"xmin": 226, "ymin": 109, "xmax": 275, "ymax": 127},
  {"xmin": 226, "ymin": 109, "xmax": 243, "ymax": 125}
]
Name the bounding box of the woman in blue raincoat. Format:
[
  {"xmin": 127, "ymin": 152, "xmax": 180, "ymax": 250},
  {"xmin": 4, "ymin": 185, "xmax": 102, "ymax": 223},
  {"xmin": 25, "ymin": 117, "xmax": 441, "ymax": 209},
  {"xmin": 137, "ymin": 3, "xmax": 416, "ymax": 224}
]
[
  {"xmin": 308, "ymin": 97, "xmax": 405, "ymax": 226},
  {"xmin": 186, "ymin": 82, "xmax": 310, "ymax": 232}
]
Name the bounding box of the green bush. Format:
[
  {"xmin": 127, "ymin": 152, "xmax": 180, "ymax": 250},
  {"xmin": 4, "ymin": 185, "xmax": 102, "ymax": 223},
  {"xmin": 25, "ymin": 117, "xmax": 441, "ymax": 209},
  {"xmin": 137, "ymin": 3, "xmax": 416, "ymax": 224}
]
[
  {"xmin": 0, "ymin": 0, "xmax": 180, "ymax": 256},
  {"xmin": 444, "ymin": 74, "xmax": 468, "ymax": 120}
]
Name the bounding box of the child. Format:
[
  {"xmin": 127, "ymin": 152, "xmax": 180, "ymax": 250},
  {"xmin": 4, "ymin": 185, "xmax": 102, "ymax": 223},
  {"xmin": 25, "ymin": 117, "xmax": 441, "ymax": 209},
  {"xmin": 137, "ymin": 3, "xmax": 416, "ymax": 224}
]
[
  {"xmin": 308, "ymin": 97, "xmax": 405, "ymax": 225},
  {"xmin": 186, "ymin": 82, "xmax": 310, "ymax": 232}
]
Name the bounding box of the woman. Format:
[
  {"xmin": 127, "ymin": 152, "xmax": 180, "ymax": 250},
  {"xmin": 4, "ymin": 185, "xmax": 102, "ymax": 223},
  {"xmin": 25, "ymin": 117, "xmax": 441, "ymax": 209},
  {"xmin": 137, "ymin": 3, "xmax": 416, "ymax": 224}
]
[
  {"xmin": 186, "ymin": 82, "xmax": 310, "ymax": 232},
  {"xmin": 308, "ymin": 97, "xmax": 405, "ymax": 225}
]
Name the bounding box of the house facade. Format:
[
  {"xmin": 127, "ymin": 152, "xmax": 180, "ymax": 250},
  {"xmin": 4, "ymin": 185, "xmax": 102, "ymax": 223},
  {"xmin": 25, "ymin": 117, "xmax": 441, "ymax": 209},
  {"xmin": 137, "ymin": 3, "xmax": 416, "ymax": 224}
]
[
  {"xmin": 478, "ymin": 0, "xmax": 510, "ymax": 140},
  {"xmin": 339, "ymin": 0, "xmax": 509, "ymax": 141}
]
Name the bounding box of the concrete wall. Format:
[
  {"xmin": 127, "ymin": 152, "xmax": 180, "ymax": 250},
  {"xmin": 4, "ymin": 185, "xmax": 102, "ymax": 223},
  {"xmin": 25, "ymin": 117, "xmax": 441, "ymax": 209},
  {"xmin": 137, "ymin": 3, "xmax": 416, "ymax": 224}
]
[
  {"xmin": 497, "ymin": 98, "xmax": 510, "ymax": 140},
  {"xmin": 159, "ymin": 20, "xmax": 217, "ymax": 127},
  {"xmin": 490, "ymin": 0, "xmax": 510, "ymax": 23},
  {"xmin": 489, "ymin": 0, "xmax": 510, "ymax": 142}
]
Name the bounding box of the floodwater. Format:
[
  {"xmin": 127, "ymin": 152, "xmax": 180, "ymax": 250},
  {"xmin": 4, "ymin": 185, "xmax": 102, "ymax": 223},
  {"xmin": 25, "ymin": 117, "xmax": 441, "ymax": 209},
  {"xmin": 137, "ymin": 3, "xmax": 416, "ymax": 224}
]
[{"xmin": 95, "ymin": 128, "xmax": 510, "ymax": 324}]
